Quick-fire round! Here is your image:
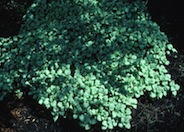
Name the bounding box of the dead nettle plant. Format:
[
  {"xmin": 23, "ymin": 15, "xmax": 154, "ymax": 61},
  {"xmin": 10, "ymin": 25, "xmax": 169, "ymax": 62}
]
[{"xmin": 0, "ymin": 0, "xmax": 180, "ymax": 130}]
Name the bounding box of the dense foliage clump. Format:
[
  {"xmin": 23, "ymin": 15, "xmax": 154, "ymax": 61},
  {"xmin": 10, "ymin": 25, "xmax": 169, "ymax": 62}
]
[{"xmin": 0, "ymin": 0, "xmax": 180, "ymax": 130}]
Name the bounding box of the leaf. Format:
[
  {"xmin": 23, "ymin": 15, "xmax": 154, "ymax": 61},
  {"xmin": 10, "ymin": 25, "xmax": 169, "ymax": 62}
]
[
  {"xmin": 172, "ymin": 91, "xmax": 177, "ymax": 96},
  {"xmin": 91, "ymin": 87, "xmax": 98, "ymax": 95},
  {"xmin": 112, "ymin": 111, "xmax": 117, "ymax": 118},
  {"xmin": 90, "ymin": 119, "xmax": 97, "ymax": 125},
  {"xmin": 130, "ymin": 98, "xmax": 137, "ymax": 104},
  {"xmin": 79, "ymin": 114, "xmax": 85, "ymax": 121},
  {"xmin": 150, "ymin": 92, "xmax": 156, "ymax": 98},
  {"xmin": 109, "ymin": 103, "xmax": 115, "ymax": 110},
  {"xmin": 45, "ymin": 69, "xmax": 50, "ymax": 75},
  {"xmin": 111, "ymin": 62, "xmax": 119, "ymax": 70},
  {"xmin": 95, "ymin": 80, "xmax": 100, "ymax": 86},
  {"xmin": 77, "ymin": 78, "xmax": 85, "ymax": 87},
  {"xmin": 83, "ymin": 102, "xmax": 89, "ymax": 108},
  {"xmin": 73, "ymin": 114, "xmax": 78, "ymax": 119},
  {"xmin": 118, "ymin": 123, "xmax": 123, "ymax": 128},
  {"xmin": 158, "ymin": 92, "xmax": 163, "ymax": 98},
  {"xmin": 84, "ymin": 124, "xmax": 90, "ymax": 130},
  {"xmin": 146, "ymin": 86, "xmax": 152, "ymax": 91},
  {"xmin": 13, "ymin": 37, "xmax": 18, "ymax": 42},
  {"xmin": 102, "ymin": 120, "xmax": 108, "ymax": 127},
  {"xmin": 108, "ymin": 122, "xmax": 113, "ymax": 129},
  {"xmin": 102, "ymin": 126, "xmax": 107, "ymax": 130},
  {"xmin": 167, "ymin": 44, "xmax": 173, "ymax": 50},
  {"xmin": 38, "ymin": 99, "xmax": 43, "ymax": 104},
  {"xmin": 86, "ymin": 41, "xmax": 94, "ymax": 47},
  {"xmin": 57, "ymin": 102, "xmax": 63, "ymax": 108},
  {"xmin": 124, "ymin": 59, "xmax": 130, "ymax": 65},
  {"xmin": 120, "ymin": 27, "xmax": 126, "ymax": 32},
  {"xmin": 57, "ymin": 69, "xmax": 63, "ymax": 75},
  {"xmin": 125, "ymin": 108, "xmax": 131, "ymax": 115},
  {"xmin": 174, "ymin": 84, "xmax": 180, "ymax": 91},
  {"xmin": 53, "ymin": 115, "xmax": 59, "ymax": 122},
  {"xmin": 64, "ymin": 69, "xmax": 71, "ymax": 75},
  {"xmin": 44, "ymin": 98, "xmax": 50, "ymax": 105},
  {"xmin": 97, "ymin": 115, "xmax": 102, "ymax": 121},
  {"xmin": 51, "ymin": 100, "xmax": 57, "ymax": 107},
  {"xmin": 147, "ymin": 37, "xmax": 152, "ymax": 43},
  {"xmin": 124, "ymin": 122, "xmax": 131, "ymax": 129}
]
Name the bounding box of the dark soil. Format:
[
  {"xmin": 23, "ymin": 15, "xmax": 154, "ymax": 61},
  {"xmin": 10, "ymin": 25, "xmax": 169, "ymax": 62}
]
[{"xmin": 0, "ymin": 0, "xmax": 184, "ymax": 132}]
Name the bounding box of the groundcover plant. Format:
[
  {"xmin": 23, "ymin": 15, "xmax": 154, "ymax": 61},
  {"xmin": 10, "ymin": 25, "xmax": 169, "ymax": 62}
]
[{"xmin": 0, "ymin": 0, "xmax": 180, "ymax": 130}]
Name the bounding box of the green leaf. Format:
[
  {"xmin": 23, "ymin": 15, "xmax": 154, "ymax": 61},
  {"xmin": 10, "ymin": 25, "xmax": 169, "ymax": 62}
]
[
  {"xmin": 111, "ymin": 62, "xmax": 119, "ymax": 70},
  {"xmin": 167, "ymin": 44, "xmax": 173, "ymax": 50},
  {"xmin": 118, "ymin": 123, "xmax": 123, "ymax": 128},
  {"xmin": 13, "ymin": 37, "xmax": 18, "ymax": 41},
  {"xmin": 51, "ymin": 100, "xmax": 57, "ymax": 107},
  {"xmin": 172, "ymin": 91, "xmax": 177, "ymax": 96},
  {"xmin": 97, "ymin": 115, "xmax": 102, "ymax": 121},
  {"xmin": 124, "ymin": 122, "xmax": 131, "ymax": 129},
  {"xmin": 150, "ymin": 92, "xmax": 156, "ymax": 98},
  {"xmin": 79, "ymin": 114, "xmax": 85, "ymax": 121},
  {"xmin": 158, "ymin": 92, "xmax": 163, "ymax": 98},
  {"xmin": 45, "ymin": 69, "xmax": 50, "ymax": 75},
  {"xmin": 90, "ymin": 119, "xmax": 97, "ymax": 125},
  {"xmin": 108, "ymin": 122, "xmax": 113, "ymax": 129},
  {"xmin": 102, "ymin": 120, "xmax": 108, "ymax": 127},
  {"xmin": 102, "ymin": 126, "xmax": 107, "ymax": 130},
  {"xmin": 64, "ymin": 69, "xmax": 71, "ymax": 75},
  {"xmin": 91, "ymin": 87, "xmax": 98, "ymax": 95},
  {"xmin": 44, "ymin": 98, "xmax": 50, "ymax": 105},
  {"xmin": 83, "ymin": 102, "xmax": 89, "ymax": 108},
  {"xmin": 109, "ymin": 103, "xmax": 115, "ymax": 110},
  {"xmin": 174, "ymin": 84, "xmax": 180, "ymax": 91},
  {"xmin": 77, "ymin": 78, "xmax": 85, "ymax": 87},
  {"xmin": 53, "ymin": 115, "xmax": 59, "ymax": 122},
  {"xmin": 84, "ymin": 124, "xmax": 90, "ymax": 130},
  {"xmin": 73, "ymin": 114, "xmax": 78, "ymax": 119},
  {"xmin": 57, "ymin": 102, "xmax": 63, "ymax": 109},
  {"xmin": 125, "ymin": 108, "xmax": 131, "ymax": 115},
  {"xmin": 38, "ymin": 99, "xmax": 43, "ymax": 105},
  {"xmin": 146, "ymin": 86, "xmax": 152, "ymax": 91},
  {"xmin": 86, "ymin": 41, "xmax": 94, "ymax": 47},
  {"xmin": 112, "ymin": 111, "xmax": 117, "ymax": 118},
  {"xmin": 147, "ymin": 37, "xmax": 152, "ymax": 43}
]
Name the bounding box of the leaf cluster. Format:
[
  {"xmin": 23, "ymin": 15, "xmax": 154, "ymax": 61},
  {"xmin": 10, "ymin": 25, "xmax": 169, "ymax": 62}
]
[{"xmin": 0, "ymin": 0, "xmax": 179, "ymax": 130}]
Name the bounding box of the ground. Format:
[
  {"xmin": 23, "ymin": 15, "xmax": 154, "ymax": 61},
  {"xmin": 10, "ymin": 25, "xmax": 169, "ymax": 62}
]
[{"xmin": 0, "ymin": 0, "xmax": 184, "ymax": 132}]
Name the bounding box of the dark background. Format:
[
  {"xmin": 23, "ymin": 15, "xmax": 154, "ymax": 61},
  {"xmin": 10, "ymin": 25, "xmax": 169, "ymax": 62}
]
[{"xmin": 147, "ymin": 0, "xmax": 184, "ymax": 52}]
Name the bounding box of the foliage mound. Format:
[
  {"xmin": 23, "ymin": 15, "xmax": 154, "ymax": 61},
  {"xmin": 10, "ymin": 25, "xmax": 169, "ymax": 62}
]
[{"xmin": 0, "ymin": 0, "xmax": 180, "ymax": 130}]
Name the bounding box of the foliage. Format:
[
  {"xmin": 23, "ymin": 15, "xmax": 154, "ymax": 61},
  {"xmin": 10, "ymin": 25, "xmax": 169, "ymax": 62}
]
[{"xmin": 0, "ymin": 0, "xmax": 180, "ymax": 130}]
